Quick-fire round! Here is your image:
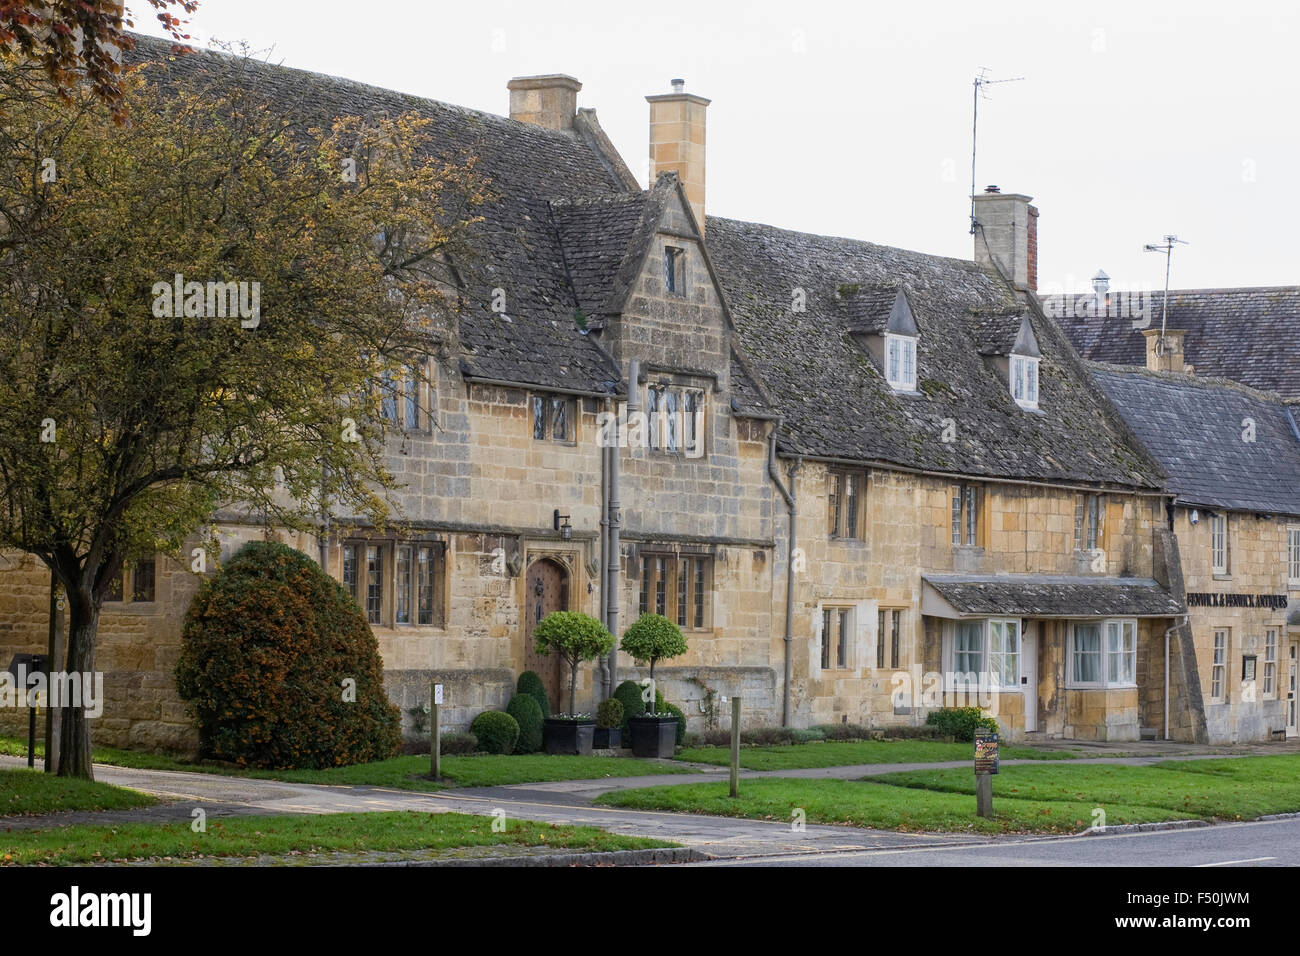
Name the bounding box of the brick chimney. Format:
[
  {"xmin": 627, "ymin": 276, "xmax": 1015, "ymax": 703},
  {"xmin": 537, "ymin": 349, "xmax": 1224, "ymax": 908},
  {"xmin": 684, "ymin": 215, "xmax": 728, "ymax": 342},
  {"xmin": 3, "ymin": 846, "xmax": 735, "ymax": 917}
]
[
  {"xmin": 507, "ymin": 74, "xmax": 582, "ymax": 130},
  {"xmin": 1142, "ymin": 328, "xmax": 1191, "ymax": 373},
  {"xmin": 972, "ymin": 186, "xmax": 1038, "ymax": 292},
  {"xmin": 647, "ymin": 79, "xmax": 710, "ymax": 235}
]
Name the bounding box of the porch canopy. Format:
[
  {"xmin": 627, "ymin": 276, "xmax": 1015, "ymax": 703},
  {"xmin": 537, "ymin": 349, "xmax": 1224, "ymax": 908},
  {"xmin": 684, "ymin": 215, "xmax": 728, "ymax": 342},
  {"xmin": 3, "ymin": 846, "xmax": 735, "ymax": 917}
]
[{"xmin": 921, "ymin": 573, "xmax": 1185, "ymax": 619}]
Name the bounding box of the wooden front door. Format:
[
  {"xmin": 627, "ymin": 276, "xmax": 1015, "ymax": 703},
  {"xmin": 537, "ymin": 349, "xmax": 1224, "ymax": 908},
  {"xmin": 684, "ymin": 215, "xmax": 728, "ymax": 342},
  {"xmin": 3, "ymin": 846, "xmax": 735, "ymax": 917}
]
[{"xmin": 524, "ymin": 558, "xmax": 570, "ymax": 713}]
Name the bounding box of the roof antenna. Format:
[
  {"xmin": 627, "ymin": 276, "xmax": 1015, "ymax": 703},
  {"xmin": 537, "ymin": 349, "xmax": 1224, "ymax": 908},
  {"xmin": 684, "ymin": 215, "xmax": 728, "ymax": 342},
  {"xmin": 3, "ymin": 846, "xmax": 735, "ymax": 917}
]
[
  {"xmin": 969, "ymin": 68, "xmax": 1025, "ymax": 235},
  {"xmin": 1143, "ymin": 235, "xmax": 1188, "ymax": 345}
]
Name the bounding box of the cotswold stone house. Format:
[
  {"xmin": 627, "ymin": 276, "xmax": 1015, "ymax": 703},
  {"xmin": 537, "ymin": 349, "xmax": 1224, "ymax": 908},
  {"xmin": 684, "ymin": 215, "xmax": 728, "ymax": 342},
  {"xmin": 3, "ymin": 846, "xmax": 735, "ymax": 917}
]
[{"xmin": 8, "ymin": 37, "xmax": 1291, "ymax": 750}]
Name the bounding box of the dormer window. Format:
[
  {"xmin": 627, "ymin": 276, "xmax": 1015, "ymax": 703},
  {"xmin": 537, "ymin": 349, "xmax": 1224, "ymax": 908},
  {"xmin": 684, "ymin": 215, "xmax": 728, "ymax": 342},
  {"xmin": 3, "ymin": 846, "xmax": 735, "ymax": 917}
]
[
  {"xmin": 1010, "ymin": 354, "xmax": 1039, "ymax": 409},
  {"xmin": 885, "ymin": 333, "xmax": 917, "ymax": 391}
]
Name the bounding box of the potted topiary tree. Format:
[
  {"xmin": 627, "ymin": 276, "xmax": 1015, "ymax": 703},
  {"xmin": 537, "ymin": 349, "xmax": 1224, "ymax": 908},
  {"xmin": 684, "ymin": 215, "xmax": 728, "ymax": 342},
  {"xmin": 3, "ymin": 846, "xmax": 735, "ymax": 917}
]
[
  {"xmin": 620, "ymin": 612, "xmax": 688, "ymax": 758},
  {"xmin": 593, "ymin": 698, "xmax": 624, "ymax": 749},
  {"xmin": 533, "ymin": 610, "xmax": 615, "ymax": 755}
]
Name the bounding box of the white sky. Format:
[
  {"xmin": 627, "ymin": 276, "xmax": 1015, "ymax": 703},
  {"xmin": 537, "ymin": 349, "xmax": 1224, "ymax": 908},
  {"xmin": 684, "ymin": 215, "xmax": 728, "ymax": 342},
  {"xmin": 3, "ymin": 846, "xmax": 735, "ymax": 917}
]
[{"xmin": 131, "ymin": 0, "xmax": 1299, "ymax": 293}]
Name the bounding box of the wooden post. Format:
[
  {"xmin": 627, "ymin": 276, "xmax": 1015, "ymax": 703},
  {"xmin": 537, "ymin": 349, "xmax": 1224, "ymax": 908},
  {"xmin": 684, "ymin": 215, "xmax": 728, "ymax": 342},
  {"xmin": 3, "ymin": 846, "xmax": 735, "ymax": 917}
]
[
  {"xmin": 430, "ymin": 683, "xmax": 441, "ymax": 781},
  {"xmin": 976, "ymin": 773, "xmax": 993, "ymax": 817},
  {"xmin": 729, "ymin": 696, "xmax": 741, "ymax": 798}
]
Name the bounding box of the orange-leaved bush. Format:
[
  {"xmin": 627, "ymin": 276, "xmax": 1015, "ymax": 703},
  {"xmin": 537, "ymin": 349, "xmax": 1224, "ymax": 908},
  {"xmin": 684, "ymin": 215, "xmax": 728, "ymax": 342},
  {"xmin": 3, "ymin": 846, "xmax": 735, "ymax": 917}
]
[{"xmin": 175, "ymin": 540, "xmax": 401, "ymax": 769}]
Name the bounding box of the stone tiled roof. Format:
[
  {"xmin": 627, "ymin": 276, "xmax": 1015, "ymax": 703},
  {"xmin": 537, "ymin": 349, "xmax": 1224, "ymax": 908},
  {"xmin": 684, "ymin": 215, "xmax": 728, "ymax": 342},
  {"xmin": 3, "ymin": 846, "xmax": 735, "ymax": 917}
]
[
  {"xmin": 1090, "ymin": 365, "xmax": 1300, "ymax": 517},
  {"xmin": 552, "ymin": 192, "xmax": 649, "ymax": 319},
  {"xmin": 704, "ymin": 217, "xmax": 1164, "ymax": 488},
  {"xmin": 924, "ymin": 574, "xmax": 1185, "ymax": 617},
  {"xmin": 836, "ymin": 287, "xmax": 898, "ymax": 335},
  {"xmin": 126, "ymin": 35, "xmax": 626, "ymax": 395},
  {"xmin": 967, "ymin": 310, "xmax": 1025, "ymax": 356},
  {"xmin": 1050, "ymin": 287, "xmax": 1300, "ymax": 400}
]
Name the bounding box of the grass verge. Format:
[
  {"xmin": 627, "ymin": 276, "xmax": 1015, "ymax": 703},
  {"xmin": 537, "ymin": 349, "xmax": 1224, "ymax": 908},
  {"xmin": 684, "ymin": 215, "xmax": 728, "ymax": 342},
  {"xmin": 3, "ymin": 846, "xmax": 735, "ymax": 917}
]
[
  {"xmin": 0, "ymin": 810, "xmax": 673, "ymax": 865},
  {"xmin": 1, "ymin": 767, "xmax": 155, "ymax": 816},
  {"xmin": 0, "ymin": 736, "xmax": 692, "ymax": 790},
  {"xmin": 676, "ymin": 739, "xmax": 1080, "ymax": 771},
  {"xmin": 596, "ymin": 755, "xmax": 1300, "ymax": 834}
]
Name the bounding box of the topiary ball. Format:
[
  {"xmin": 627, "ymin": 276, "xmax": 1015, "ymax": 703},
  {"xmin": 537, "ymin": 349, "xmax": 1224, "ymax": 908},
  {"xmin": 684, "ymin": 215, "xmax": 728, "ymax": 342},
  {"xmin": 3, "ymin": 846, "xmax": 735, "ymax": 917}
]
[
  {"xmin": 175, "ymin": 540, "xmax": 401, "ymax": 770},
  {"xmin": 516, "ymin": 670, "xmax": 550, "ymax": 718},
  {"xmin": 470, "ymin": 711, "xmax": 520, "ymax": 755},
  {"xmin": 506, "ymin": 694, "xmax": 544, "ymax": 753}
]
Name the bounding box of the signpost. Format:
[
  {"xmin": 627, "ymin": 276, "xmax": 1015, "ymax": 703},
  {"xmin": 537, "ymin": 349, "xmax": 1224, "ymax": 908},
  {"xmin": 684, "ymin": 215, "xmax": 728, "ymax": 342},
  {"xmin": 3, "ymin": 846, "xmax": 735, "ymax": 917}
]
[
  {"xmin": 6, "ymin": 654, "xmax": 48, "ymax": 768},
  {"xmin": 430, "ymin": 682, "xmax": 444, "ymax": 780},
  {"xmin": 974, "ymin": 730, "xmax": 999, "ymax": 818}
]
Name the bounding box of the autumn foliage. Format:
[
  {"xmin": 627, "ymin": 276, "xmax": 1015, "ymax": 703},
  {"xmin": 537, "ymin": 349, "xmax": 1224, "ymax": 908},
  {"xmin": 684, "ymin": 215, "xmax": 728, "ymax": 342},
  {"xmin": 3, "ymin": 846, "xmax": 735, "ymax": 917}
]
[{"xmin": 175, "ymin": 541, "xmax": 401, "ymax": 769}]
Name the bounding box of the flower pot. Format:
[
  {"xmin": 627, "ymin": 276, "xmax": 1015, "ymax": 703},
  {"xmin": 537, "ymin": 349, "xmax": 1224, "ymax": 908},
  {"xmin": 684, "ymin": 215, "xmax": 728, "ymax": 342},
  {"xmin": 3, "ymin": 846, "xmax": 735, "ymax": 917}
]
[
  {"xmin": 544, "ymin": 718, "xmax": 596, "ymax": 755},
  {"xmin": 629, "ymin": 715, "xmax": 677, "ymax": 758},
  {"xmin": 592, "ymin": 727, "xmax": 622, "ymax": 749}
]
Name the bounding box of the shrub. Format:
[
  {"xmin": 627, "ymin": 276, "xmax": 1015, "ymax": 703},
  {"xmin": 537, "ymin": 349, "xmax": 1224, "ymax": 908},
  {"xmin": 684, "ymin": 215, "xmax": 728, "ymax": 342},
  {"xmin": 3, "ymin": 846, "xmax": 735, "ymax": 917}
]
[
  {"xmin": 620, "ymin": 613, "xmax": 688, "ymax": 682},
  {"xmin": 470, "ymin": 711, "xmax": 520, "ymax": 755},
  {"xmin": 517, "ymin": 671, "xmax": 550, "ymax": 718},
  {"xmin": 613, "ymin": 680, "xmax": 646, "ymax": 733},
  {"xmin": 175, "ymin": 541, "xmax": 401, "ymax": 770},
  {"xmin": 596, "ymin": 698, "xmax": 624, "ymax": 730},
  {"xmin": 507, "ymin": 694, "xmax": 544, "ymax": 753},
  {"xmin": 533, "ymin": 611, "xmax": 615, "ymax": 715},
  {"xmin": 810, "ymin": 723, "xmax": 874, "ymax": 741},
  {"xmin": 440, "ymin": 732, "xmax": 480, "ymax": 756},
  {"xmin": 925, "ymin": 707, "xmax": 999, "ymax": 742}
]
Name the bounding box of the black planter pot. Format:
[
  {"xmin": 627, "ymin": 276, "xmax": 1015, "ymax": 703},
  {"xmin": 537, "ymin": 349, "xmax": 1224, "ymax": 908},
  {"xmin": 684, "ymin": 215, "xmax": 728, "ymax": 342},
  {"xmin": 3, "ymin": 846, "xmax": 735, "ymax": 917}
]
[
  {"xmin": 543, "ymin": 719, "xmax": 596, "ymax": 755},
  {"xmin": 629, "ymin": 716, "xmax": 677, "ymax": 758},
  {"xmin": 592, "ymin": 727, "xmax": 622, "ymax": 749}
]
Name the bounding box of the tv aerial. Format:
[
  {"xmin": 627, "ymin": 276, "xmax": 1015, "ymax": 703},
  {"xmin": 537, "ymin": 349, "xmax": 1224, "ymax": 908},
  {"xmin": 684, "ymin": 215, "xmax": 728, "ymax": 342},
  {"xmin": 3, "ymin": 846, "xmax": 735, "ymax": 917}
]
[{"xmin": 969, "ymin": 68, "xmax": 1026, "ymax": 235}]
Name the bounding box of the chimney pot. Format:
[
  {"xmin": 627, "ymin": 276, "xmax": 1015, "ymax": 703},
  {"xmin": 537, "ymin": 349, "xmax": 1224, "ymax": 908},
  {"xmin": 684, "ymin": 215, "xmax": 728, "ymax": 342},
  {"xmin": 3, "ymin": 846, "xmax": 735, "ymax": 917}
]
[
  {"xmin": 984, "ymin": 184, "xmax": 1000, "ymax": 193},
  {"xmin": 671, "ymin": 78, "xmax": 685, "ymax": 93}
]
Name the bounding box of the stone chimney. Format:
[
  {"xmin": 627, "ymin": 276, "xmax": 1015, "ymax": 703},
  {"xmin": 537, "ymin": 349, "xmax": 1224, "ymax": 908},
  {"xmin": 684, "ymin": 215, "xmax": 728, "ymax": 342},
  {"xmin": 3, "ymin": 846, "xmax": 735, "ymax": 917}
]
[
  {"xmin": 507, "ymin": 74, "xmax": 582, "ymax": 130},
  {"xmin": 972, "ymin": 186, "xmax": 1038, "ymax": 292},
  {"xmin": 1142, "ymin": 328, "xmax": 1191, "ymax": 373},
  {"xmin": 647, "ymin": 79, "xmax": 710, "ymax": 235}
]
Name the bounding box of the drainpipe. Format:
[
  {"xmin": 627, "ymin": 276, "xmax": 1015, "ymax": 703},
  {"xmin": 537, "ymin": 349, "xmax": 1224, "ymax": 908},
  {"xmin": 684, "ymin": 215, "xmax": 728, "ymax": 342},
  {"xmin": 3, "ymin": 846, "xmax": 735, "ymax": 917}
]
[
  {"xmin": 767, "ymin": 427, "xmax": 798, "ymax": 727},
  {"xmin": 598, "ymin": 408, "xmax": 611, "ymax": 699},
  {"xmin": 605, "ymin": 360, "xmax": 635, "ymax": 693}
]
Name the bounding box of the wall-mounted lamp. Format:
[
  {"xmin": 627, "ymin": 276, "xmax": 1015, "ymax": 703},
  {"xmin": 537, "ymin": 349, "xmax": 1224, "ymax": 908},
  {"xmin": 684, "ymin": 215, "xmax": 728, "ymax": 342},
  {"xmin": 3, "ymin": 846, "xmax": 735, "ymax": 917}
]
[
  {"xmin": 553, "ymin": 509, "xmax": 572, "ymax": 541},
  {"xmin": 1189, "ymin": 509, "xmax": 1199, "ymax": 525}
]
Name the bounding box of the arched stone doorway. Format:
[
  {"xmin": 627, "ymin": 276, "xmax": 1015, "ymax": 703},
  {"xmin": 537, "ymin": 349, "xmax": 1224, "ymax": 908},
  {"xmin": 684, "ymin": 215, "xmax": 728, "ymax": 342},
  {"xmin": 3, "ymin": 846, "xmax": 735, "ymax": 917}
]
[{"xmin": 524, "ymin": 557, "xmax": 570, "ymax": 713}]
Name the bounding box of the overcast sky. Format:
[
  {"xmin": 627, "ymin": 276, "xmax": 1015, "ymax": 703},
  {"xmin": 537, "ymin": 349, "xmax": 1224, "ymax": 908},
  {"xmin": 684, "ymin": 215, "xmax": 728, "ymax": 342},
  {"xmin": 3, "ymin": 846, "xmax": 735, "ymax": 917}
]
[{"xmin": 132, "ymin": 0, "xmax": 1298, "ymax": 293}]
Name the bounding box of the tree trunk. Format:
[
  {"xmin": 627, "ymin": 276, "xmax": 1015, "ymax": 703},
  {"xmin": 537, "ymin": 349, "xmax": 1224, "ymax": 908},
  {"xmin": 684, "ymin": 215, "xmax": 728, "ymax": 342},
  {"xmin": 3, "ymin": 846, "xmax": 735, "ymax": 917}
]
[
  {"xmin": 57, "ymin": 586, "xmax": 98, "ymax": 780},
  {"xmin": 569, "ymin": 660, "xmax": 578, "ymax": 718}
]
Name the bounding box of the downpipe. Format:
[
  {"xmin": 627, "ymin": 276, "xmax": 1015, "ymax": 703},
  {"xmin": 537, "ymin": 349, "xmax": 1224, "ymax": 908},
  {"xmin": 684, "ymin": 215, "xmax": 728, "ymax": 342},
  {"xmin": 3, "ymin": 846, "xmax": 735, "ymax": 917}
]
[{"xmin": 767, "ymin": 428, "xmax": 798, "ymax": 727}]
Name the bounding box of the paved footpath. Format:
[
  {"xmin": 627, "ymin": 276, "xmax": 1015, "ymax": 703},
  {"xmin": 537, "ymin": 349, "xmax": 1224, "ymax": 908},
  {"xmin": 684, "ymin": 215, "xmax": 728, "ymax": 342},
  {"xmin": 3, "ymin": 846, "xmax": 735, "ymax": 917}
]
[{"xmin": 4, "ymin": 741, "xmax": 1290, "ymax": 862}]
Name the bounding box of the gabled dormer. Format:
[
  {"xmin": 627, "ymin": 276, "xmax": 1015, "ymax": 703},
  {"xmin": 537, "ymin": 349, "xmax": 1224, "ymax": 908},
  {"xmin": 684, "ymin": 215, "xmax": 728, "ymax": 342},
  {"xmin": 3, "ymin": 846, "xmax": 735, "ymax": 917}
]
[
  {"xmin": 841, "ymin": 286, "xmax": 920, "ymax": 393},
  {"xmin": 969, "ymin": 309, "xmax": 1042, "ymax": 410}
]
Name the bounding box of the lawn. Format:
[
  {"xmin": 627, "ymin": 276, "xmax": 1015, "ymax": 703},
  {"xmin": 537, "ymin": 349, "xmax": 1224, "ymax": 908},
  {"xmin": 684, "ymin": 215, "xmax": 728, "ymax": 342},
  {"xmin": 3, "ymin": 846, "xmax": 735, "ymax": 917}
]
[
  {"xmin": 0, "ymin": 768, "xmax": 155, "ymax": 816},
  {"xmin": 675, "ymin": 739, "xmax": 1081, "ymax": 771},
  {"xmin": 0, "ymin": 810, "xmax": 674, "ymax": 865},
  {"xmin": 596, "ymin": 755, "xmax": 1300, "ymax": 834},
  {"xmin": 0, "ymin": 736, "xmax": 693, "ymax": 790}
]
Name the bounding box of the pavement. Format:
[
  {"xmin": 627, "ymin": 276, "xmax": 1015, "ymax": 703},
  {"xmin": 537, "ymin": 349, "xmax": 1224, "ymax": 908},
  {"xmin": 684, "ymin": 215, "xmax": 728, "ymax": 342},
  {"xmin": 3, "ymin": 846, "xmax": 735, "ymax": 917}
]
[{"xmin": 4, "ymin": 740, "xmax": 1298, "ymax": 865}]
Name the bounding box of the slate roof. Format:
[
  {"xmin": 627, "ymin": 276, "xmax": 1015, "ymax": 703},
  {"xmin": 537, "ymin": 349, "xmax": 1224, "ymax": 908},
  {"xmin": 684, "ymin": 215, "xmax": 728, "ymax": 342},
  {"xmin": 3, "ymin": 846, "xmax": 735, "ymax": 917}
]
[
  {"xmin": 1090, "ymin": 365, "xmax": 1300, "ymax": 517},
  {"xmin": 924, "ymin": 574, "xmax": 1185, "ymax": 617},
  {"xmin": 967, "ymin": 310, "xmax": 1026, "ymax": 356},
  {"xmin": 704, "ymin": 217, "xmax": 1165, "ymax": 489},
  {"xmin": 125, "ymin": 35, "xmax": 628, "ymax": 395},
  {"xmin": 1049, "ymin": 287, "xmax": 1300, "ymax": 400}
]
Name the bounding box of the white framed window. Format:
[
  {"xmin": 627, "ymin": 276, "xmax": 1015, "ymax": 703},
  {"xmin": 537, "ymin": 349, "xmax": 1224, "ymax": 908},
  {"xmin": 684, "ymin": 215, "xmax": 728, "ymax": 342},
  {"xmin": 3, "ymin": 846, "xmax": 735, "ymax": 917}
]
[
  {"xmin": 885, "ymin": 333, "xmax": 917, "ymax": 391},
  {"xmin": 1211, "ymin": 629, "xmax": 1228, "ymax": 701},
  {"xmin": 1068, "ymin": 618, "xmax": 1137, "ymax": 688},
  {"xmin": 1210, "ymin": 513, "xmax": 1228, "ymax": 575},
  {"xmin": 820, "ymin": 606, "xmax": 853, "ymax": 670},
  {"xmin": 945, "ymin": 617, "xmax": 1022, "ymax": 691},
  {"xmin": 1264, "ymin": 628, "xmax": 1278, "ymax": 698},
  {"xmin": 1288, "ymin": 527, "xmax": 1300, "ymax": 587},
  {"xmin": 988, "ymin": 618, "xmax": 1021, "ymax": 691},
  {"xmin": 1010, "ymin": 354, "xmax": 1040, "ymax": 409}
]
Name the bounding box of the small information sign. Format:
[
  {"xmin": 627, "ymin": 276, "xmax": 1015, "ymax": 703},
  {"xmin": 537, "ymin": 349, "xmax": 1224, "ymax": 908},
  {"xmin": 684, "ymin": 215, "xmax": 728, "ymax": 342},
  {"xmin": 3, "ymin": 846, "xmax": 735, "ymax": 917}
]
[{"xmin": 974, "ymin": 730, "xmax": 999, "ymax": 775}]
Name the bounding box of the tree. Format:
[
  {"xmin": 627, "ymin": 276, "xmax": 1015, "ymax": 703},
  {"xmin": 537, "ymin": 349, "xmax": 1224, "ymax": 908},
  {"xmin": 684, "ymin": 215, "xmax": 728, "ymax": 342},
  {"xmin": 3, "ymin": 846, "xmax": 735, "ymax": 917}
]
[
  {"xmin": 620, "ymin": 613, "xmax": 688, "ymax": 687},
  {"xmin": 1, "ymin": 0, "xmax": 198, "ymax": 122},
  {"xmin": 533, "ymin": 611, "xmax": 615, "ymax": 718},
  {"xmin": 0, "ymin": 49, "xmax": 486, "ymax": 778}
]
